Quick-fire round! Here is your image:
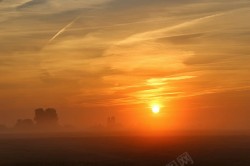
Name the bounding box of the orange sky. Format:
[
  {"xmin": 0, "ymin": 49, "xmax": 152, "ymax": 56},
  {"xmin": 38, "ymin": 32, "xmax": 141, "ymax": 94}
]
[{"xmin": 0, "ymin": 0, "xmax": 250, "ymax": 131}]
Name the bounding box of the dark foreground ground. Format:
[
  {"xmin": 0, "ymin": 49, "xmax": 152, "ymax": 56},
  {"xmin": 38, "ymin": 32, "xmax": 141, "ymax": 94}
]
[{"xmin": 0, "ymin": 133, "xmax": 249, "ymax": 166}]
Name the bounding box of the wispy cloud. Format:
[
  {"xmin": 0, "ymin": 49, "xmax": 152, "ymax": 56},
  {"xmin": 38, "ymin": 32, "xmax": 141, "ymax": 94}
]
[{"xmin": 117, "ymin": 12, "xmax": 226, "ymax": 45}]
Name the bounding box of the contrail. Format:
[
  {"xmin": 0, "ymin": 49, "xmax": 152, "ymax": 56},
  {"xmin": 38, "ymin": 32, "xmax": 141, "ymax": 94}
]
[
  {"xmin": 48, "ymin": 16, "xmax": 80, "ymax": 44},
  {"xmin": 117, "ymin": 12, "xmax": 226, "ymax": 45},
  {"xmin": 0, "ymin": 17, "xmax": 172, "ymax": 36}
]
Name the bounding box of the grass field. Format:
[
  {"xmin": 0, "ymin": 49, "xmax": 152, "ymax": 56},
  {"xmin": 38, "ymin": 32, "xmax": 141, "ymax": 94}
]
[{"xmin": 0, "ymin": 133, "xmax": 249, "ymax": 166}]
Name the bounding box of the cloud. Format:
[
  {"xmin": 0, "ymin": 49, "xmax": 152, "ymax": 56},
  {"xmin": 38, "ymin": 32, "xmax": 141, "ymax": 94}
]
[
  {"xmin": 157, "ymin": 33, "xmax": 205, "ymax": 44},
  {"xmin": 117, "ymin": 13, "xmax": 225, "ymax": 45},
  {"xmin": 15, "ymin": 0, "xmax": 114, "ymax": 13},
  {"xmin": 16, "ymin": 0, "xmax": 47, "ymax": 9},
  {"xmin": 0, "ymin": 0, "xmax": 31, "ymax": 9}
]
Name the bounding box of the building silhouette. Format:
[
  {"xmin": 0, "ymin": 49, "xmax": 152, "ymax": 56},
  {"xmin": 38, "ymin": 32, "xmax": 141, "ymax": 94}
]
[
  {"xmin": 34, "ymin": 108, "xmax": 58, "ymax": 128},
  {"xmin": 15, "ymin": 119, "xmax": 34, "ymax": 130},
  {"xmin": 107, "ymin": 116, "xmax": 116, "ymax": 127}
]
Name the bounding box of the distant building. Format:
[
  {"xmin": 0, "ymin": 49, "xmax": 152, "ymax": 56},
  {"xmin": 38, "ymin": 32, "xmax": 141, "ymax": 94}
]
[
  {"xmin": 15, "ymin": 119, "xmax": 34, "ymax": 130},
  {"xmin": 13, "ymin": 108, "xmax": 60, "ymax": 131},
  {"xmin": 34, "ymin": 108, "xmax": 58, "ymax": 128},
  {"xmin": 107, "ymin": 116, "xmax": 116, "ymax": 127}
]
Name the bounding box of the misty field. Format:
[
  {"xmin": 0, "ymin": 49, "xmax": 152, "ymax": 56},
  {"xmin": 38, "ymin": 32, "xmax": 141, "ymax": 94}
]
[{"xmin": 0, "ymin": 134, "xmax": 249, "ymax": 166}]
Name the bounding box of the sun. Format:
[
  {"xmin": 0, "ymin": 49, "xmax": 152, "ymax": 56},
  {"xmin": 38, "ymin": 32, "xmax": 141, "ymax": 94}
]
[{"xmin": 152, "ymin": 104, "xmax": 160, "ymax": 114}]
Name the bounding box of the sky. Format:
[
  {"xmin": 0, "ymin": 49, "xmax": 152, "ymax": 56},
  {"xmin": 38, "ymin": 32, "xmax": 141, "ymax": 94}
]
[{"xmin": 0, "ymin": 0, "xmax": 250, "ymax": 131}]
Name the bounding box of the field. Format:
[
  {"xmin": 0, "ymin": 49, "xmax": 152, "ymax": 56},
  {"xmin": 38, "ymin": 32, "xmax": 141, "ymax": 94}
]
[{"xmin": 0, "ymin": 133, "xmax": 249, "ymax": 166}]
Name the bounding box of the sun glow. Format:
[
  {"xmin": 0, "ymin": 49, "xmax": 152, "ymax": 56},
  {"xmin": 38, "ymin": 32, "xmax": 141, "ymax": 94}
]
[{"xmin": 152, "ymin": 104, "xmax": 160, "ymax": 114}]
